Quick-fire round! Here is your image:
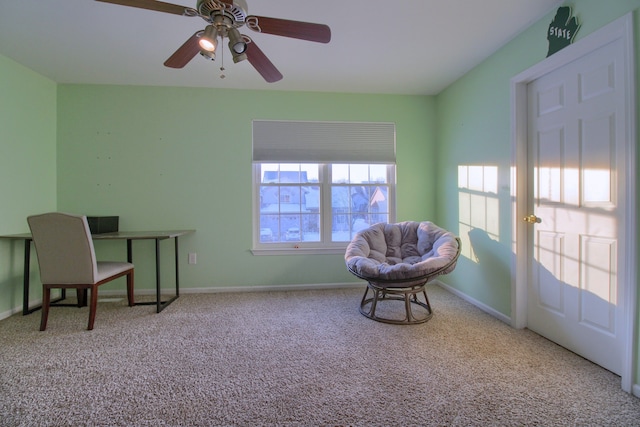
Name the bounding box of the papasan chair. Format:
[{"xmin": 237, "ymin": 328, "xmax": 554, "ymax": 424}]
[{"xmin": 345, "ymin": 221, "xmax": 461, "ymax": 325}]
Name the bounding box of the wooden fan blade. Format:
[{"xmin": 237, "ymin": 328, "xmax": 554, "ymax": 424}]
[
  {"xmin": 246, "ymin": 16, "xmax": 331, "ymax": 43},
  {"xmin": 95, "ymin": 0, "xmax": 191, "ymax": 16},
  {"xmin": 246, "ymin": 40, "xmax": 283, "ymax": 83},
  {"xmin": 164, "ymin": 32, "xmax": 201, "ymax": 68}
]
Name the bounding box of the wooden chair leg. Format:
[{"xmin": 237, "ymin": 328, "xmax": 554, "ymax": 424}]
[
  {"xmin": 87, "ymin": 285, "xmax": 99, "ymax": 331},
  {"xmin": 40, "ymin": 285, "xmax": 51, "ymax": 331},
  {"xmin": 126, "ymin": 270, "xmax": 135, "ymax": 307}
]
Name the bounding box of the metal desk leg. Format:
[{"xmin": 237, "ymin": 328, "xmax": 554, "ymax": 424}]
[
  {"xmin": 155, "ymin": 237, "xmax": 178, "ymax": 313},
  {"xmin": 155, "ymin": 238, "xmax": 161, "ymax": 313},
  {"xmin": 127, "ymin": 239, "xmax": 133, "ymax": 263},
  {"xmin": 22, "ymin": 240, "xmax": 31, "ymax": 315},
  {"xmin": 174, "ymin": 237, "xmax": 180, "ymax": 298},
  {"xmin": 131, "ymin": 237, "xmax": 178, "ymax": 313}
]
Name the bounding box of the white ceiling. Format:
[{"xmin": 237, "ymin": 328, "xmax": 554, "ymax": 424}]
[{"xmin": 0, "ymin": 0, "xmax": 563, "ymax": 95}]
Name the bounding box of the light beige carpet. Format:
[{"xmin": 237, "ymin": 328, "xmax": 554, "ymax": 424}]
[{"xmin": 1, "ymin": 285, "xmax": 639, "ymax": 426}]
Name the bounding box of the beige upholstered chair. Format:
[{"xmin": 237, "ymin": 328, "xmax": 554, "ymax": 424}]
[{"xmin": 27, "ymin": 212, "xmax": 134, "ymax": 331}]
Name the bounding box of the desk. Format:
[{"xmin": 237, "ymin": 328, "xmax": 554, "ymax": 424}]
[{"xmin": 0, "ymin": 230, "xmax": 194, "ymax": 315}]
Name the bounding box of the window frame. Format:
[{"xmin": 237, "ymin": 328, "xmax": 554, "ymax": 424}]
[{"xmin": 252, "ymin": 163, "xmax": 396, "ymax": 255}]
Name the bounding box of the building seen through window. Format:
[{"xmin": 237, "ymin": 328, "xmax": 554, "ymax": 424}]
[{"xmin": 255, "ymin": 163, "xmax": 394, "ymax": 247}]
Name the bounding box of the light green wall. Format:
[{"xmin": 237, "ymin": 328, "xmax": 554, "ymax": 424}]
[
  {"xmin": 0, "ymin": 54, "xmax": 57, "ymax": 316},
  {"xmin": 56, "ymin": 85, "xmax": 436, "ymax": 291},
  {"xmin": 435, "ymin": 0, "xmax": 640, "ymax": 386}
]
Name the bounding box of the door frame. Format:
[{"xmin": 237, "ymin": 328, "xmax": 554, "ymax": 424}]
[{"xmin": 510, "ymin": 13, "xmax": 637, "ymax": 393}]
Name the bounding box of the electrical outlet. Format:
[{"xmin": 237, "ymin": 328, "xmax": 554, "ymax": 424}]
[{"xmin": 188, "ymin": 253, "xmax": 197, "ymax": 265}]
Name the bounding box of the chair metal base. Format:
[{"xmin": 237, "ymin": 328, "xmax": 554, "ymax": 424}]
[{"xmin": 359, "ymin": 281, "xmax": 433, "ymax": 325}]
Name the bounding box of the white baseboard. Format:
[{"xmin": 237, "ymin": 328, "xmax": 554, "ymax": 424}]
[
  {"xmin": 90, "ymin": 282, "xmax": 364, "ymax": 297},
  {"xmin": 1, "ymin": 283, "xmax": 364, "ymax": 320},
  {"xmin": 435, "ymin": 280, "xmax": 512, "ymax": 325},
  {"xmin": 0, "ymin": 307, "xmax": 22, "ymax": 321},
  {"xmin": 0, "ymin": 289, "xmax": 75, "ymax": 321},
  {"xmin": 633, "ymin": 383, "xmax": 640, "ymax": 398},
  {"xmin": 3, "ymin": 282, "xmax": 511, "ymax": 322},
  {"xmin": 178, "ymin": 282, "xmax": 363, "ymax": 294},
  {"xmin": 0, "ymin": 283, "xmax": 522, "ymax": 328}
]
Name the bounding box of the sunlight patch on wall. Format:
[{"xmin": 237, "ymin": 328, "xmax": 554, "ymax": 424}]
[{"xmin": 458, "ymin": 165, "xmax": 500, "ymax": 262}]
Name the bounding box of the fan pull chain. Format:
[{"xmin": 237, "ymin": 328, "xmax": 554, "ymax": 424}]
[{"xmin": 219, "ymin": 37, "xmax": 226, "ymax": 79}]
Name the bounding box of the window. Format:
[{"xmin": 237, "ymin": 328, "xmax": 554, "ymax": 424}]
[
  {"xmin": 254, "ymin": 163, "xmax": 395, "ymax": 250},
  {"xmin": 252, "ymin": 120, "xmax": 396, "ymax": 253}
]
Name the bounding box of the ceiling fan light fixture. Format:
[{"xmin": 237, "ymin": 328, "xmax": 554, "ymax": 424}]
[
  {"xmin": 199, "ymin": 49, "xmax": 216, "ymax": 61},
  {"xmin": 231, "ymin": 51, "xmax": 247, "ymax": 63},
  {"xmin": 227, "ymin": 27, "xmax": 247, "ymax": 54},
  {"xmin": 199, "ymin": 25, "xmax": 218, "ymax": 52}
]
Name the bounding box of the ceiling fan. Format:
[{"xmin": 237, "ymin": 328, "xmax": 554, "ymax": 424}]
[{"xmin": 95, "ymin": 0, "xmax": 331, "ymax": 83}]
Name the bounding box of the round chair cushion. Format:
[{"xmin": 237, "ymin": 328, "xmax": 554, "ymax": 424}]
[{"xmin": 344, "ymin": 221, "xmax": 459, "ymax": 283}]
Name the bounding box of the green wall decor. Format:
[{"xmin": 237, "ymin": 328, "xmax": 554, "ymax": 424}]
[{"xmin": 547, "ymin": 6, "xmax": 580, "ymax": 57}]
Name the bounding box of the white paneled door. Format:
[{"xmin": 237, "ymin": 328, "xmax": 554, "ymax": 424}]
[{"xmin": 526, "ymin": 37, "xmax": 628, "ymax": 375}]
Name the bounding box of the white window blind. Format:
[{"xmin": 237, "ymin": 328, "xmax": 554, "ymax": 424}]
[{"xmin": 252, "ymin": 120, "xmax": 396, "ymax": 163}]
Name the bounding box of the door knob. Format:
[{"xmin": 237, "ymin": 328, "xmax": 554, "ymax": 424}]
[{"xmin": 523, "ymin": 214, "xmax": 542, "ymax": 224}]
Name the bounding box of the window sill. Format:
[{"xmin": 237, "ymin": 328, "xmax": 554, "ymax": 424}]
[{"xmin": 251, "ymin": 247, "xmax": 347, "ymax": 256}]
